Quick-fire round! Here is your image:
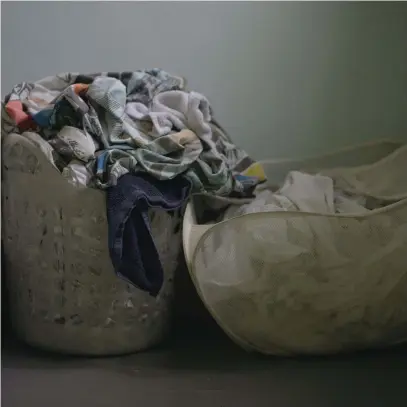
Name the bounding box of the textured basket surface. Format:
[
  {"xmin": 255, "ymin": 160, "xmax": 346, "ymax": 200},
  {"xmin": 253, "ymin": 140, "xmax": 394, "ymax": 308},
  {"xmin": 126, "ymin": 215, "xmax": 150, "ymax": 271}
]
[
  {"xmin": 2, "ymin": 134, "xmax": 182, "ymax": 355},
  {"xmin": 185, "ymin": 140, "xmax": 407, "ymax": 355}
]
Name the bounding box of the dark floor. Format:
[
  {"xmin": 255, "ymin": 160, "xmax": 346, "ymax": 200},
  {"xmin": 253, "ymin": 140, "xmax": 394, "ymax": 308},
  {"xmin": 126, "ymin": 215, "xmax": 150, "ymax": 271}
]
[
  {"xmin": 3, "ymin": 252, "xmax": 407, "ymax": 407},
  {"xmin": 3, "ymin": 322, "xmax": 407, "ymax": 407}
]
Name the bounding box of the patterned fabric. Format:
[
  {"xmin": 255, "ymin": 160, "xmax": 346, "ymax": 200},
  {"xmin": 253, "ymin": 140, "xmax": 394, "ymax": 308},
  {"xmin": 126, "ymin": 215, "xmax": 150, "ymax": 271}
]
[
  {"xmin": 107, "ymin": 173, "xmax": 191, "ymax": 296},
  {"xmin": 2, "ymin": 70, "xmax": 259, "ymax": 197}
]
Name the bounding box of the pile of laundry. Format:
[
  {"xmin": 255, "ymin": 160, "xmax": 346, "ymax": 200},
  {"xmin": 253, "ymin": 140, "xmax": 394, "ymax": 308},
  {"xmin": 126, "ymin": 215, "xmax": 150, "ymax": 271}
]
[
  {"xmin": 1, "ymin": 69, "xmax": 264, "ymax": 296},
  {"xmin": 222, "ymin": 145, "xmax": 407, "ymax": 221},
  {"xmin": 222, "ymin": 171, "xmax": 386, "ymax": 221}
]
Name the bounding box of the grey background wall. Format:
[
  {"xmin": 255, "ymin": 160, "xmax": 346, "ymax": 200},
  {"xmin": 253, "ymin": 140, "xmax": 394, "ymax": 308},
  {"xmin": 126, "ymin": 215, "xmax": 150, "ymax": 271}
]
[{"xmin": 2, "ymin": 2, "xmax": 406, "ymax": 159}]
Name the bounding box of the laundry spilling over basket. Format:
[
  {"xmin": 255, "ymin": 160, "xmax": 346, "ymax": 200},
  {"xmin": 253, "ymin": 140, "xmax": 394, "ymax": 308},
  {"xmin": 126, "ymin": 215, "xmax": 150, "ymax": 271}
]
[
  {"xmin": 1, "ymin": 70, "xmax": 263, "ymax": 355},
  {"xmin": 183, "ymin": 140, "xmax": 407, "ymax": 356}
]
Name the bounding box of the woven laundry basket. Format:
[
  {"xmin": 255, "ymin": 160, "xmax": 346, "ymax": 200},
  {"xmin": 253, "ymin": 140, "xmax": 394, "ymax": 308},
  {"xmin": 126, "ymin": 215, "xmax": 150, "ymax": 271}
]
[
  {"xmin": 2, "ymin": 133, "xmax": 182, "ymax": 356},
  {"xmin": 183, "ymin": 140, "xmax": 407, "ymax": 356}
]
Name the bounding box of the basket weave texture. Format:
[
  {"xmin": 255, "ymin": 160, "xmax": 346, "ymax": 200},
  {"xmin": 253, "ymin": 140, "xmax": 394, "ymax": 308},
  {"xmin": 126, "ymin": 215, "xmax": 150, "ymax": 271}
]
[{"xmin": 2, "ymin": 133, "xmax": 182, "ymax": 355}]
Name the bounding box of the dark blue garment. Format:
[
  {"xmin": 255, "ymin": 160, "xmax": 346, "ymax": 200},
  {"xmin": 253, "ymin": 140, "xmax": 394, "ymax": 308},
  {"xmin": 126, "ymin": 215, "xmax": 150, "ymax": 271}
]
[{"xmin": 107, "ymin": 173, "xmax": 191, "ymax": 296}]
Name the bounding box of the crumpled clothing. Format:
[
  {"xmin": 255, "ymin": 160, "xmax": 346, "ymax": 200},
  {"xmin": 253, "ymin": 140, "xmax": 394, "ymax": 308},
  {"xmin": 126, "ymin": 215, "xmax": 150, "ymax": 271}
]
[
  {"xmin": 223, "ymin": 142, "xmax": 407, "ymax": 221},
  {"xmin": 223, "ymin": 171, "xmax": 371, "ymax": 221},
  {"xmin": 2, "ymin": 70, "xmax": 259, "ymax": 198},
  {"xmin": 89, "ymin": 84, "xmax": 256, "ymax": 195},
  {"xmin": 107, "ymin": 172, "xmax": 191, "ymax": 296},
  {"xmin": 62, "ymin": 160, "xmax": 93, "ymax": 188},
  {"xmin": 50, "ymin": 126, "xmax": 97, "ymax": 163}
]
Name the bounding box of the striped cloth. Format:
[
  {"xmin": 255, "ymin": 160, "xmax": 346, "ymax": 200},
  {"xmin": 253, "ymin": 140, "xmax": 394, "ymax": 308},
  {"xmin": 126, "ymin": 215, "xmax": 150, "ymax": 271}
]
[{"xmin": 2, "ymin": 70, "xmax": 259, "ymax": 197}]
